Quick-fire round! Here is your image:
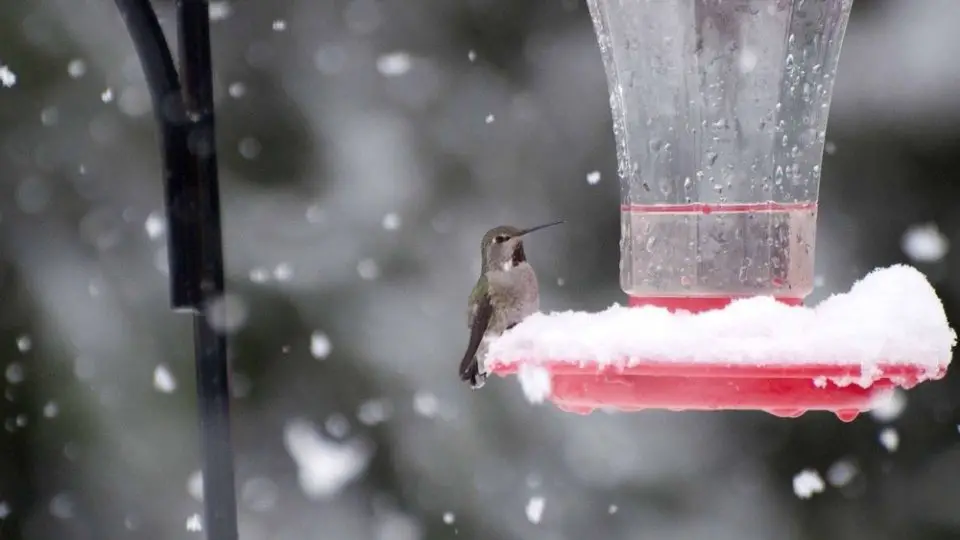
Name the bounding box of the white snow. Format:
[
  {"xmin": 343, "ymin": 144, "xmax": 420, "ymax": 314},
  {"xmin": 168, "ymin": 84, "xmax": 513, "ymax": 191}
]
[
  {"xmin": 792, "ymin": 469, "xmax": 825, "ymax": 499},
  {"xmin": 487, "ymin": 265, "xmax": 955, "ymax": 385},
  {"xmin": 66, "ymin": 59, "xmax": 87, "ymax": 79},
  {"xmin": 186, "ymin": 513, "xmax": 203, "ymax": 532},
  {"xmin": 586, "ymin": 171, "xmax": 602, "ymax": 185},
  {"xmin": 283, "ymin": 419, "xmax": 371, "ymax": 499},
  {"xmin": 187, "ymin": 470, "xmax": 203, "ymax": 501},
  {"xmin": 144, "ymin": 211, "xmax": 166, "ymax": 240},
  {"xmin": 208, "ymin": 1, "xmax": 232, "ymax": 21},
  {"xmin": 357, "ymin": 258, "xmax": 381, "ymax": 280},
  {"xmin": 43, "ymin": 401, "xmax": 59, "ymax": 418},
  {"xmin": 525, "ymin": 496, "xmax": 545, "ymax": 524},
  {"xmin": 826, "ymin": 459, "xmax": 858, "ymax": 487},
  {"xmin": 0, "ymin": 65, "xmax": 15, "ymax": 88},
  {"xmin": 879, "ymin": 427, "xmax": 900, "ymax": 452},
  {"xmin": 273, "ymin": 262, "xmax": 293, "ymax": 281},
  {"xmin": 442, "ymin": 512, "xmax": 455, "ymax": 524},
  {"xmin": 381, "ymin": 212, "xmax": 402, "ymax": 230},
  {"xmin": 357, "ymin": 399, "xmax": 392, "ymax": 425},
  {"xmin": 152, "ymin": 364, "xmax": 177, "ymax": 393},
  {"xmin": 16, "ymin": 335, "xmax": 32, "ymax": 353},
  {"xmin": 376, "ymin": 52, "xmax": 412, "ymax": 76},
  {"xmin": 901, "ymin": 223, "xmax": 949, "ymax": 263},
  {"xmin": 101, "ymin": 88, "xmax": 114, "ymax": 103},
  {"xmin": 484, "ymin": 114, "xmax": 495, "ymax": 124},
  {"xmin": 869, "ymin": 389, "xmax": 907, "ymax": 422},
  {"xmin": 310, "ymin": 331, "xmax": 333, "ymax": 359},
  {"xmin": 412, "ymin": 391, "xmax": 439, "ymax": 418}
]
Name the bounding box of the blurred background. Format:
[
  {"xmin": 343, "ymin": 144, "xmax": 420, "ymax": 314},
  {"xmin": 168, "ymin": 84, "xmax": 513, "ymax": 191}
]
[{"xmin": 1, "ymin": 0, "xmax": 959, "ymax": 538}]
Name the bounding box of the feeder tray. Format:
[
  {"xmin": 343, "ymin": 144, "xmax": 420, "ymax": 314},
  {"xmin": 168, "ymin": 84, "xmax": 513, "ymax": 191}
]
[{"xmin": 486, "ymin": 266, "xmax": 954, "ymax": 421}]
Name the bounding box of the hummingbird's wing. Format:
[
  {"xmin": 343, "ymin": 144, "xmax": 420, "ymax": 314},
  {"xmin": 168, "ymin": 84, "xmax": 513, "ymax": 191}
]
[{"xmin": 459, "ymin": 280, "xmax": 493, "ymax": 387}]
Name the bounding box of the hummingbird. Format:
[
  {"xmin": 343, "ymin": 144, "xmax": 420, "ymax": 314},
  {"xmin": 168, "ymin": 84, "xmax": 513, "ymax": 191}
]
[{"xmin": 458, "ymin": 220, "xmax": 564, "ymax": 388}]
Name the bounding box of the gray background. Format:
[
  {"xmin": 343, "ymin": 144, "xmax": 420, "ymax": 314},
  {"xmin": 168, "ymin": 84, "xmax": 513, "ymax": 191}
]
[{"xmin": 1, "ymin": 0, "xmax": 959, "ymax": 539}]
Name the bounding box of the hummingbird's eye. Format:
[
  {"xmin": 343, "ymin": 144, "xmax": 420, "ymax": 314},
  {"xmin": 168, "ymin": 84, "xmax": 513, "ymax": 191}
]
[{"xmin": 494, "ymin": 235, "xmax": 508, "ymax": 243}]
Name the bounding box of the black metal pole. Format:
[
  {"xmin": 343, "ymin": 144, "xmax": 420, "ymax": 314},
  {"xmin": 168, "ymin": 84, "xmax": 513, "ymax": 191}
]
[{"xmin": 114, "ymin": 1, "xmax": 239, "ymax": 539}]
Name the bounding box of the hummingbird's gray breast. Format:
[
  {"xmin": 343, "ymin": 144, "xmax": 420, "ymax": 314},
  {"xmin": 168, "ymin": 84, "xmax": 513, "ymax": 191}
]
[{"xmin": 485, "ymin": 262, "xmax": 540, "ymax": 332}]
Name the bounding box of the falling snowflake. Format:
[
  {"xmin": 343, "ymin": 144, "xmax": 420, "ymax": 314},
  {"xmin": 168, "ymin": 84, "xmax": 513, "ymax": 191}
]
[
  {"xmin": 901, "ymin": 223, "xmax": 948, "ymax": 263},
  {"xmin": 525, "ymin": 496, "xmax": 545, "ymax": 524},
  {"xmin": 586, "ymin": 171, "xmax": 601, "ymax": 185},
  {"xmin": 186, "ymin": 513, "xmax": 203, "ymax": 532},
  {"xmin": 310, "ymin": 331, "xmax": 332, "ymax": 360},
  {"xmin": 879, "ymin": 427, "xmax": 899, "ymax": 452},
  {"xmin": 792, "ymin": 469, "xmax": 825, "ymax": 499},
  {"xmin": 357, "ymin": 259, "xmax": 380, "ymax": 280},
  {"xmin": 0, "ymin": 65, "xmax": 16, "ymax": 87},
  {"xmin": 153, "ymin": 364, "xmax": 177, "ymax": 393},
  {"xmin": 376, "ymin": 52, "xmax": 412, "ymax": 77},
  {"xmin": 381, "ymin": 212, "xmax": 401, "ymax": 230},
  {"xmin": 66, "ymin": 59, "xmax": 87, "ymax": 79},
  {"xmin": 144, "ymin": 211, "xmax": 166, "ymax": 239}
]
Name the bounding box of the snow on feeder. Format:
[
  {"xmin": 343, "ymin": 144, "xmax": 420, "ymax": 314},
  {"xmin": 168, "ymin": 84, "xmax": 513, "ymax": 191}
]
[{"xmin": 485, "ymin": 0, "xmax": 956, "ymax": 419}]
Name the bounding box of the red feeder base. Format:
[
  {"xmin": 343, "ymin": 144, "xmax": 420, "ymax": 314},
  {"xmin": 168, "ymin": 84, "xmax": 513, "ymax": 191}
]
[{"xmin": 488, "ymin": 296, "xmax": 946, "ymax": 421}]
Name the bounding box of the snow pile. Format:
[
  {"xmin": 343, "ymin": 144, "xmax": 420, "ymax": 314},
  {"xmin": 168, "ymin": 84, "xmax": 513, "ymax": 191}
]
[{"xmin": 487, "ymin": 265, "xmax": 955, "ymax": 381}]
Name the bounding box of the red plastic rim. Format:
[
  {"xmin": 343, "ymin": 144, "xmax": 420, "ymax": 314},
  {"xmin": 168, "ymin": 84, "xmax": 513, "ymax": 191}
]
[{"xmin": 488, "ymin": 295, "xmax": 947, "ymax": 421}]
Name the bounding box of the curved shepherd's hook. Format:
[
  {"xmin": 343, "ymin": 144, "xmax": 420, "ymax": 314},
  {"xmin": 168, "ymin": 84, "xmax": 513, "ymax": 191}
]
[{"xmin": 113, "ymin": 1, "xmax": 238, "ymax": 539}]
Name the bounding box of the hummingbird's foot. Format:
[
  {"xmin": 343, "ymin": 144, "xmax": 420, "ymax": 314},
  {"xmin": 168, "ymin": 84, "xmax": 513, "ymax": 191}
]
[{"xmin": 470, "ymin": 374, "xmax": 486, "ymax": 390}]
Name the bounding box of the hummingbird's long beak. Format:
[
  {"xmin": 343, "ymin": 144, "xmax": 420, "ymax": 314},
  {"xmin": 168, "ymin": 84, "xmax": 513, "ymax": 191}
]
[{"xmin": 517, "ymin": 220, "xmax": 565, "ymax": 237}]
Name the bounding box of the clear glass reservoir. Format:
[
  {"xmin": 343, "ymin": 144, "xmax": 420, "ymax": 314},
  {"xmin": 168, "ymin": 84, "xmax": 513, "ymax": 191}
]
[{"xmin": 586, "ymin": 0, "xmax": 853, "ymax": 299}]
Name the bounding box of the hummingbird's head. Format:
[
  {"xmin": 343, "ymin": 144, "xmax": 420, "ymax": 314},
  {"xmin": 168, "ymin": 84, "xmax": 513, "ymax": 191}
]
[{"xmin": 480, "ymin": 220, "xmax": 564, "ymax": 271}]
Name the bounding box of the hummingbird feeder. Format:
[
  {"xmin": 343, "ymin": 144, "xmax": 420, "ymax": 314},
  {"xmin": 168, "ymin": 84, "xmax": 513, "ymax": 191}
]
[{"xmin": 486, "ymin": 0, "xmax": 955, "ymax": 420}]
